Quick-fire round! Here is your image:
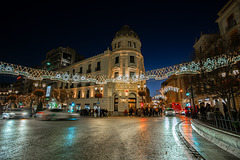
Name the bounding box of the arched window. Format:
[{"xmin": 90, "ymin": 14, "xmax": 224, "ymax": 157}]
[{"xmin": 118, "ymin": 42, "xmax": 121, "ymax": 48}]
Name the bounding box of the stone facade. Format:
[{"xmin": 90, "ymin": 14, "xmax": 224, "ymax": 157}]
[{"xmin": 57, "ymin": 25, "xmax": 146, "ymax": 115}]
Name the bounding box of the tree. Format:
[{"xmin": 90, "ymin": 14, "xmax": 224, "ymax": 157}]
[
  {"xmin": 52, "ymin": 89, "xmax": 73, "ymax": 109},
  {"xmin": 33, "ymin": 89, "xmax": 45, "ymax": 112},
  {"xmin": 191, "ymin": 33, "xmax": 240, "ymax": 119}
]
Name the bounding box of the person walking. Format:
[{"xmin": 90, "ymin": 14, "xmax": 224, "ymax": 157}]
[{"xmin": 124, "ymin": 109, "xmax": 127, "ymax": 116}]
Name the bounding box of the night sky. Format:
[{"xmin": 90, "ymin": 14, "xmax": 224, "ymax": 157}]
[{"xmin": 0, "ymin": 0, "xmax": 228, "ymax": 96}]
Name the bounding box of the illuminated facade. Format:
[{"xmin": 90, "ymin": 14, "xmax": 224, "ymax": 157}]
[{"xmin": 58, "ymin": 25, "xmax": 146, "ymax": 115}]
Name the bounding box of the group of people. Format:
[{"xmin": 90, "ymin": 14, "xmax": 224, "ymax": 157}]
[
  {"xmin": 78, "ymin": 108, "xmax": 108, "ymax": 118},
  {"xmin": 189, "ymin": 100, "xmax": 240, "ymax": 120},
  {"xmin": 125, "ymin": 106, "xmax": 163, "ymax": 117}
]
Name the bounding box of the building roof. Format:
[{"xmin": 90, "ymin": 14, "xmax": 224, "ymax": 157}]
[{"xmin": 114, "ymin": 25, "xmax": 140, "ymax": 40}]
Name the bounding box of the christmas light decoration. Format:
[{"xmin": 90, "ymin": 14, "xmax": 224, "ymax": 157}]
[{"xmin": 0, "ymin": 54, "xmax": 240, "ymax": 83}]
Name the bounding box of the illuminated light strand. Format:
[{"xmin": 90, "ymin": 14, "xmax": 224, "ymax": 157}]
[{"xmin": 0, "ymin": 54, "xmax": 239, "ymax": 83}]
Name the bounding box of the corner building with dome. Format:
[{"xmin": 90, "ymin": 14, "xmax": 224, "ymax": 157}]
[{"xmin": 58, "ymin": 25, "xmax": 146, "ymax": 115}]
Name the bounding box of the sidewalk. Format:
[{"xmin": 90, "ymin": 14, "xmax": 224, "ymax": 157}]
[{"xmin": 179, "ymin": 120, "xmax": 239, "ymax": 160}]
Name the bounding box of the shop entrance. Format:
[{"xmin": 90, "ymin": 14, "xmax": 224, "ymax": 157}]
[{"xmin": 128, "ymin": 93, "xmax": 136, "ymax": 110}]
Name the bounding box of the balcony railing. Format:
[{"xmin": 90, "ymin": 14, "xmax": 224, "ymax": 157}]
[
  {"xmin": 225, "ymin": 20, "xmax": 237, "ymax": 32},
  {"xmin": 197, "ymin": 113, "xmax": 240, "ymax": 134}
]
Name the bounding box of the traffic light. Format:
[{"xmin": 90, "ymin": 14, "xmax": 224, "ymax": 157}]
[
  {"xmin": 19, "ymin": 102, "xmax": 22, "ymax": 106},
  {"xmin": 186, "ymin": 92, "xmax": 190, "ymax": 96},
  {"xmin": 141, "ymin": 103, "xmax": 144, "ymax": 108}
]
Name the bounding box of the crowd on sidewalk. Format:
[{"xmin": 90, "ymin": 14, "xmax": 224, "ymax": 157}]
[
  {"xmin": 78, "ymin": 108, "xmax": 108, "ymax": 118},
  {"xmin": 124, "ymin": 106, "xmax": 164, "ymax": 117},
  {"xmin": 187, "ymin": 100, "xmax": 240, "ymax": 120}
]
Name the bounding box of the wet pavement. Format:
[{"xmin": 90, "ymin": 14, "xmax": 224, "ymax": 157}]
[
  {"xmin": 179, "ymin": 119, "xmax": 239, "ymax": 160},
  {"xmin": 0, "ymin": 115, "xmax": 236, "ymax": 160}
]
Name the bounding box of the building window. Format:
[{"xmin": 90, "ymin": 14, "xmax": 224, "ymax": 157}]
[
  {"xmin": 118, "ymin": 42, "xmax": 121, "ymax": 48},
  {"xmin": 130, "ymin": 72, "xmax": 135, "ymax": 77},
  {"xmin": 86, "ymin": 83, "xmax": 90, "ymax": 86},
  {"xmin": 130, "ymin": 56, "xmax": 135, "ymax": 63},
  {"xmin": 115, "ymin": 57, "xmax": 119, "ymax": 64},
  {"xmin": 86, "ymin": 90, "xmax": 90, "ymax": 98},
  {"xmin": 78, "ymin": 91, "xmax": 81, "ymax": 99},
  {"xmin": 114, "ymin": 72, "xmax": 119, "ymax": 78},
  {"xmin": 128, "ymin": 41, "xmax": 131, "ymax": 47},
  {"xmin": 87, "ymin": 64, "xmax": 91, "ymax": 73},
  {"xmin": 79, "ymin": 67, "xmax": 82, "ymax": 74},
  {"xmin": 73, "ymin": 69, "xmax": 75, "ymax": 75},
  {"xmin": 61, "ymin": 82, "xmax": 63, "ymax": 89},
  {"xmin": 115, "ymin": 43, "xmax": 117, "ymax": 49},
  {"xmin": 95, "ymin": 61, "xmax": 101, "ymax": 71},
  {"xmin": 70, "ymin": 83, "xmax": 74, "ymax": 88},
  {"xmin": 133, "ymin": 42, "xmax": 136, "ymax": 48}
]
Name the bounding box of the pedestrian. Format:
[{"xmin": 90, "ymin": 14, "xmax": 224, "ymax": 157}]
[
  {"xmin": 124, "ymin": 109, "xmax": 127, "ymax": 116},
  {"xmin": 159, "ymin": 106, "xmax": 163, "ymax": 116},
  {"xmin": 95, "ymin": 108, "xmax": 98, "ymax": 117},
  {"xmin": 129, "ymin": 107, "xmax": 133, "ymax": 117}
]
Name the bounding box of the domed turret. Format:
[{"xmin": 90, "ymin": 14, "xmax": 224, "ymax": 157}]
[
  {"xmin": 111, "ymin": 25, "xmax": 141, "ymax": 52},
  {"xmin": 114, "ymin": 25, "xmax": 140, "ymax": 40}
]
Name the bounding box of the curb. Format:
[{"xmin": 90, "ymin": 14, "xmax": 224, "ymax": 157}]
[{"xmin": 175, "ymin": 120, "xmax": 205, "ymax": 160}]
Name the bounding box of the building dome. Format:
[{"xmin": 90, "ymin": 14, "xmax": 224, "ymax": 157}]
[{"xmin": 114, "ymin": 25, "xmax": 140, "ymax": 40}]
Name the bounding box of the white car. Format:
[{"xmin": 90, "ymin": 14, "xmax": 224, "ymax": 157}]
[
  {"xmin": 2, "ymin": 108, "xmax": 30, "ymax": 119},
  {"xmin": 36, "ymin": 109, "xmax": 80, "ymax": 120},
  {"xmin": 165, "ymin": 108, "xmax": 175, "ymax": 116}
]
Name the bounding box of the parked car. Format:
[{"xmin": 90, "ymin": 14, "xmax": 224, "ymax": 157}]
[
  {"xmin": 2, "ymin": 108, "xmax": 30, "ymax": 119},
  {"xmin": 165, "ymin": 108, "xmax": 175, "ymax": 116},
  {"xmin": 36, "ymin": 108, "xmax": 80, "ymax": 120}
]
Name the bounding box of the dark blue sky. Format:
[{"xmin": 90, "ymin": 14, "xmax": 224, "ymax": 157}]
[{"xmin": 0, "ymin": 0, "xmax": 228, "ymax": 96}]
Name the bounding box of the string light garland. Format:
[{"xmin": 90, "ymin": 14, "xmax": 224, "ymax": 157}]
[{"xmin": 0, "ymin": 54, "xmax": 239, "ymax": 83}]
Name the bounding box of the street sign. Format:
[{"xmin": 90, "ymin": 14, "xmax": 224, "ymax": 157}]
[{"xmin": 97, "ymin": 101, "xmax": 100, "ymax": 105}]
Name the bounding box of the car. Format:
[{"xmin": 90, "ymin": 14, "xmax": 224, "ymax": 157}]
[
  {"xmin": 165, "ymin": 108, "xmax": 175, "ymax": 116},
  {"xmin": 180, "ymin": 109, "xmax": 186, "ymax": 115},
  {"xmin": 36, "ymin": 108, "xmax": 80, "ymax": 120},
  {"xmin": 2, "ymin": 108, "xmax": 30, "ymax": 119}
]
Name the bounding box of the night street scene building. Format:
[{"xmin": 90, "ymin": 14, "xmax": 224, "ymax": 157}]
[{"xmin": 0, "ymin": 0, "xmax": 240, "ymax": 160}]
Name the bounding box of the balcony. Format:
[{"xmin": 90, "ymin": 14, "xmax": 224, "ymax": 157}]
[{"xmin": 225, "ymin": 20, "xmax": 237, "ymax": 32}]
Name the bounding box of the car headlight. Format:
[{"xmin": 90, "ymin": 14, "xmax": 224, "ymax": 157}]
[
  {"xmin": 165, "ymin": 111, "xmax": 168, "ymax": 114},
  {"xmin": 173, "ymin": 111, "xmax": 175, "ymax": 113},
  {"xmin": 22, "ymin": 112, "xmax": 28, "ymax": 115}
]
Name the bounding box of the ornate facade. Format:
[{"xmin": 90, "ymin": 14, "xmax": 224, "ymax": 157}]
[{"xmin": 57, "ymin": 25, "xmax": 146, "ymax": 115}]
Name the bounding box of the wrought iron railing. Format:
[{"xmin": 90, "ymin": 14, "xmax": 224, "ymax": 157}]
[{"xmin": 197, "ymin": 113, "xmax": 240, "ymax": 134}]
